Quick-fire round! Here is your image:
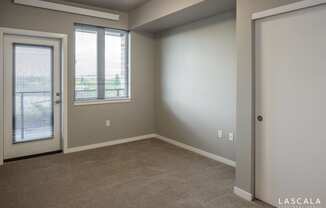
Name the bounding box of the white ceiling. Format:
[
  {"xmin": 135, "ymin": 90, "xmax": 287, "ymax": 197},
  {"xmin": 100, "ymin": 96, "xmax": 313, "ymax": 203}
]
[{"xmin": 62, "ymin": 0, "xmax": 150, "ymax": 11}]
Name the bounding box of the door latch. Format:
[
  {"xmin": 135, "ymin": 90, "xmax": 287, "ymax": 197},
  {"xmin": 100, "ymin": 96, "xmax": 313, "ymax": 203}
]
[{"xmin": 257, "ymin": 115, "xmax": 263, "ymax": 122}]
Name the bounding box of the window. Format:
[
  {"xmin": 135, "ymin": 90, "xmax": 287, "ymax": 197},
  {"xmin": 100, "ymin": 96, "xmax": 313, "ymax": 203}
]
[
  {"xmin": 75, "ymin": 27, "xmax": 97, "ymax": 100},
  {"xmin": 74, "ymin": 25, "xmax": 129, "ymax": 103},
  {"xmin": 14, "ymin": 44, "xmax": 54, "ymax": 142}
]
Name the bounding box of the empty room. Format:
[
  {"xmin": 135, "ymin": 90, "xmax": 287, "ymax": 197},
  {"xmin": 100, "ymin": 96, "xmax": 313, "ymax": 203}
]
[{"xmin": 0, "ymin": 0, "xmax": 325, "ymax": 208}]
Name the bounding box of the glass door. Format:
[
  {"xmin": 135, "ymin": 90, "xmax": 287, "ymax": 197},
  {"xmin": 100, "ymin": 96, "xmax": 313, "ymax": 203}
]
[
  {"xmin": 4, "ymin": 35, "xmax": 61, "ymax": 159},
  {"xmin": 13, "ymin": 44, "xmax": 54, "ymax": 143}
]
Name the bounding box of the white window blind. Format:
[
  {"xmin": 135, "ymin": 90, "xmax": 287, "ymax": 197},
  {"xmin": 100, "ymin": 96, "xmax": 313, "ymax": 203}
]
[{"xmin": 74, "ymin": 24, "xmax": 129, "ymax": 103}]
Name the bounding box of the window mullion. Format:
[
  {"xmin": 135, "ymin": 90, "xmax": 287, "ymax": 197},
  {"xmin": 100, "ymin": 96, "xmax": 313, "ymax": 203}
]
[
  {"xmin": 124, "ymin": 33, "xmax": 129, "ymax": 98},
  {"xmin": 97, "ymin": 28, "xmax": 105, "ymax": 99}
]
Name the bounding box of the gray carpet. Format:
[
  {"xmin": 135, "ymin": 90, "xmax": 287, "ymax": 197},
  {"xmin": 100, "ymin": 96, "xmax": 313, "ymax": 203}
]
[{"xmin": 0, "ymin": 138, "xmax": 271, "ymax": 208}]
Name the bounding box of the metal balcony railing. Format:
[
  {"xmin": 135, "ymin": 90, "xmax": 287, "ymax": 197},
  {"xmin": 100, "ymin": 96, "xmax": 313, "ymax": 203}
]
[
  {"xmin": 15, "ymin": 91, "xmax": 52, "ymax": 141},
  {"xmin": 75, "ymin": 89, "xmax": 126, "ymax": 99}
]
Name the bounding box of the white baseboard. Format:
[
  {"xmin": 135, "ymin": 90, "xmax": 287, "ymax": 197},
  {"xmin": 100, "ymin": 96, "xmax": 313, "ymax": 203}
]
[
  {"xmin": 64, "ymin": 133, "xmax": 236, "ymax": 169},
  {"xmin": 154, "ymin": 134, "xmax": 236, "ymax": 167},
  {"xmin": 233, "ymin": 187, "xmax": 253, "ymax": 201},
  {"xmin": 64, "ymin": 134, "xmax": 156, "ymax": 154}
]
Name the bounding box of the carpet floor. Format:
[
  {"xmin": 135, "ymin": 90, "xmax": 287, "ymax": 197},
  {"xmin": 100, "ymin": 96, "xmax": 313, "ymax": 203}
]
[{"xmin": 0, "ymin": 138, "xmax": 271, "ymax": 208}]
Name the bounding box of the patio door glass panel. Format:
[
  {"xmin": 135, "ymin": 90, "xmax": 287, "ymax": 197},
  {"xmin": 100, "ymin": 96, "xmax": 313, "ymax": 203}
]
[{"xmin": 13, "ymin": 44, "xmax": 54, "ymax": 143}]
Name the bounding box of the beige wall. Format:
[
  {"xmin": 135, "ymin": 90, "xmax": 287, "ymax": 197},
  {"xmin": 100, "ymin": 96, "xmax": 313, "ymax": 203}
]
[
  {"xmin": 0, "ymin": 0, "xmax": 156, "ymax": 148},
  {"xmin": 236, "ymin": 0, "xmax": 302, "ymax": 194},
  {"xmin": 129, "ymin": 0, "xmax": 204, "ymax": 29},
  {"xmin": 156, "ymin": 12, "xmax": 236, "ymax": 161}
]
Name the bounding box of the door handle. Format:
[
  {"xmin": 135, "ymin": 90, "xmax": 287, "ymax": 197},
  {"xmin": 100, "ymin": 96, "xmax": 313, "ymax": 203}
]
[
  {"xmin": 257, "ymin": 115, "xmax": 263, "ymax": 122},
  {"xmin": 54, "ymin": 100, "xmax": 62, "ymax": 104}
]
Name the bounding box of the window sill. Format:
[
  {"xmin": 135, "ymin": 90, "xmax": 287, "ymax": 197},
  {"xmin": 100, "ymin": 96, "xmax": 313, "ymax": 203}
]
[{"xmin": 74, "ymin": 98, "xmax": 132, "ymax": 106}]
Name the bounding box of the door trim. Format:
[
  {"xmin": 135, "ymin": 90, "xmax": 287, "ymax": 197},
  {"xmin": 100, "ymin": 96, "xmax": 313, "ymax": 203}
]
[
  {"xmin": 252, "ymin": 0, "xmax": 326, "ymax": 20},
  {"xmin": 0, "ymin": 27, "xmax": 68, "ymax": 165}
]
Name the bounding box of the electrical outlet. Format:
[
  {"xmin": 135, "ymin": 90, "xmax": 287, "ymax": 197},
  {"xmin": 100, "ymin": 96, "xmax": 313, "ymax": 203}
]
[
  {"xmin": 218, "ymin": 130, "xmax": 223, "ymax": 139},
  {"xmin": 105, "ymin": 120, "xmax": 111, "ymax": 127},
  {"xmin": 228, "ymin": 132, "xmax": 234, "ymax": 142}
]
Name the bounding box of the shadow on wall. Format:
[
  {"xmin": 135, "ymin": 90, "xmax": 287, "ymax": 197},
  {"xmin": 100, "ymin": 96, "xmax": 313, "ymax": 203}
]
[{"xmin": 156, "ymin": 11, "xmax": 237, "ymax": 161}]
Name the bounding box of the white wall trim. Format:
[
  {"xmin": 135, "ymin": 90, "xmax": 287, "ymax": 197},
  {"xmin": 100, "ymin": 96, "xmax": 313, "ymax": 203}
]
[
  {"xmin": 234, "ymin": 186, "xmax": 253, "ymax": 201},
  {"xmin": 64, "ymin": 134, "xmax": 156, "ymax": 154},
  {"xmin": 0, "ymin": 27, "xmax": 67, "ymax": 39},
  {"xmin": 0, "ymin": 27, "xmax": 68, "ymax": 165},
  {"xmin": 252, "ymin": 0, "xmax": 326, "ymax": 20},
  {"xmin": 14, "ymin": 0, "xmax": 120, "ymax": 21},
  {"xmin": 0, "ymin": 30, "xmax": 4, "ymax": 166},
  {"xmin": 61, "ymin": 33, "xmax": 69, "ymax": 154},
  {"xmin": 155, "ymin": 134, "xmax": 236, "ymax": 167}
]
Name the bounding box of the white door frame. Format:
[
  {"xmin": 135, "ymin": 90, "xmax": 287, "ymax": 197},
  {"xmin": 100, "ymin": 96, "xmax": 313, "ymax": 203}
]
[
  {"xmin": 0, "ymin": 27, "xmax": 68, "ymax": 165},
  {"xmin": 248, "ymin": 0, "xmax": 326, "ymax": 200}
]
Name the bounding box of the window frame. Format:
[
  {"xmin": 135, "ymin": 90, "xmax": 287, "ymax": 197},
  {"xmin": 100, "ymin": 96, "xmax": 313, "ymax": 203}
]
[{"xmin": 73, "ymin": 24, "xmax": 131, "ymax": 105}]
